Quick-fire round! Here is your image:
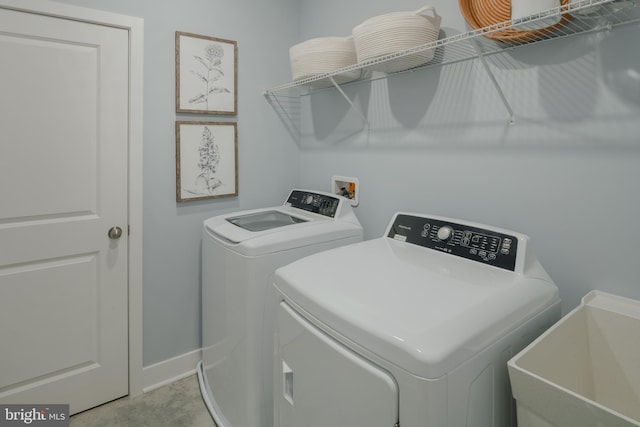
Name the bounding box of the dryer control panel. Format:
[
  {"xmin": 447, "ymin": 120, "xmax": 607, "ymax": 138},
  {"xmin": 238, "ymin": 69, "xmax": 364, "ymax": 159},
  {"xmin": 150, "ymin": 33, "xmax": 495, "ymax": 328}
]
[
  {"xmin": 387, "ymin": 214, "xmax": 518, "ymax": 271},
  {"xmin": 286, "ymin": 190, "xmax": 341, "ymax": 218}
]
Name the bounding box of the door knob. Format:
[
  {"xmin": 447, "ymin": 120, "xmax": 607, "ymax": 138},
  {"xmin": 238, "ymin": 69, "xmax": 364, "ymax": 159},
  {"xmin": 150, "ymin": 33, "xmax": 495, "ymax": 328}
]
[{"xmin": 108, "ymin": 226, "xmax": 123, "ymax": 240}]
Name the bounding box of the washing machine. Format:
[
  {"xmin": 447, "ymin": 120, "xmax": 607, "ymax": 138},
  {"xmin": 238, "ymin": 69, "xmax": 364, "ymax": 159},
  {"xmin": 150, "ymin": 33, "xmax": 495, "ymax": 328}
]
[
  {"xmin": 273, "ymin": 212, "xmax": 561, "ymax": 427},
  {"xmin": 198, "ymin": 189, "xmax": 363, "ymax": 427}
]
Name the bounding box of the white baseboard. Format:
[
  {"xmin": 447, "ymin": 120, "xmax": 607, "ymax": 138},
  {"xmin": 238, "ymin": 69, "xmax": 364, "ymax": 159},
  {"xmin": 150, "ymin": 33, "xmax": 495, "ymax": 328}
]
[{"xmin": 142, "ymin": 348, "xmax": 202, "ymax": 393}]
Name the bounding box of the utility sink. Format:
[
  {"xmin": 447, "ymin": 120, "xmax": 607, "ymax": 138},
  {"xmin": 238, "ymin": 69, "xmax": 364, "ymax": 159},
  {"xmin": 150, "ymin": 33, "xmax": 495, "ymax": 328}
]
[{"xmin": 508, "ymin": 291, "xmax": 640, "ymax": 427}]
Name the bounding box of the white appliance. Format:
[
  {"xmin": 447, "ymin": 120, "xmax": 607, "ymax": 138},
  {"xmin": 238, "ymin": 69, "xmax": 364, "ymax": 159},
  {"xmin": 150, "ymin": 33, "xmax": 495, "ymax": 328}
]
[
  {"xmin": 198, "ymin": 189, "xmax": 363, "ymax": 427},
  {"xmin": 273, "ymin": 213, "xmax": 561, "ymax": 427}
]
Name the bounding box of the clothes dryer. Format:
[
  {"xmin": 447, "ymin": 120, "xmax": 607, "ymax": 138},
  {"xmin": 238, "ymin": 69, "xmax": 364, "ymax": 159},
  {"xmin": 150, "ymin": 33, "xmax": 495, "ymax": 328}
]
[
  {"xmin": 198, "ymin": 189, "xmax": 363, "ymax": 427},
  {"xmin": 273, "ymin": 213, "xmax": 561, "ymax": 427}
]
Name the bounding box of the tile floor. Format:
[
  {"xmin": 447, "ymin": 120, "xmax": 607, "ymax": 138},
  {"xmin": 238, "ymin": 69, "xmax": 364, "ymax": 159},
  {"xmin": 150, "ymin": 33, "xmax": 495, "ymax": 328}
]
[{"xmin": 70, "ymin": 375, "xmax": 216, "ymax": 427}]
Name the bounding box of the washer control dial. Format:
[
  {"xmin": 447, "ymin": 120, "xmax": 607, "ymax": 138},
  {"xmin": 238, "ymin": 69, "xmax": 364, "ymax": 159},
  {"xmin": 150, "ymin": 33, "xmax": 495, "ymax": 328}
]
[{"xmin": 437, "ymin": 226, "xmax": 454, "ymax": 241}]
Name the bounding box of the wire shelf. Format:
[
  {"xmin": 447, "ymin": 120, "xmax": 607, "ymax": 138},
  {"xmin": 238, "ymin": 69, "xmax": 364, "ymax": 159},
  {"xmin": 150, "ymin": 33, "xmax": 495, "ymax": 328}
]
[{"xmin": 263, "ymin": 0, "xmax": 639, "ymax": 95}]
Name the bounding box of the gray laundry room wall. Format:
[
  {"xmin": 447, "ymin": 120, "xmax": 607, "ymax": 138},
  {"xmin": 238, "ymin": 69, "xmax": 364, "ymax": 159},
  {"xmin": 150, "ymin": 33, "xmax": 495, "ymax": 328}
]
[
  {"xmin": 290, "ymin": 0, "xmax": 640, "ymax": 312},
  {"xmin": 54, "ymin": 0, "xmax": 300, "ymax": 367},
  {"xmin": 50, "ymin": 0, "xmax": 640, "ymax": 371}
]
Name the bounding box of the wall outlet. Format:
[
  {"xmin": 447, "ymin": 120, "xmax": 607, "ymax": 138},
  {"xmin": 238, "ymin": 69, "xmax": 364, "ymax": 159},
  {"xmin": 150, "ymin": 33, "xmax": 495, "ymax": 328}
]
[{"xmin": 331, "ymin": 175, "xmax": 359, "ymax": 207}]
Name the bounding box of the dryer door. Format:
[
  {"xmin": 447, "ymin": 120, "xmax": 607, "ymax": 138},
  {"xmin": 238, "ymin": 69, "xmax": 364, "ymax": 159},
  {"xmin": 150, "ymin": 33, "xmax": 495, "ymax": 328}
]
[{"xmin": 276, "ymin": 302, "xmax": 398, "ymax": 427}]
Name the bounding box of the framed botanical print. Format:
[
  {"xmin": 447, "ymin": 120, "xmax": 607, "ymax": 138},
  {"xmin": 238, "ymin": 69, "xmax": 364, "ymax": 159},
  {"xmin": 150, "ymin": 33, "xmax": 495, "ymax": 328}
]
[
  {"xmin": 175, "ymin": 31, "xmax": 237, "ymax": 115},
  {"xmin": 176, "ymin": 121, "xmax": 238, "ymax": 201}
]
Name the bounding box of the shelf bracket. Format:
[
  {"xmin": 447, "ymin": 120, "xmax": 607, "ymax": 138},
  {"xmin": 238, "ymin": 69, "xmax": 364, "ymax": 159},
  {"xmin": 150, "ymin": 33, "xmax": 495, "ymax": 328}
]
[
  {"xmin": 328, "ymin": 76, "xmax": 370, "ymax": 129},
  {"xmin": 474, "ymin": 43, "xmax": 516, "ymax": 126}
]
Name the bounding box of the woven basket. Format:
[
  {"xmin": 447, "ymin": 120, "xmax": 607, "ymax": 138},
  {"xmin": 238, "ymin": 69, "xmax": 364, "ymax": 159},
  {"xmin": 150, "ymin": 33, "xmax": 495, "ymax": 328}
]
[
  {"xmin": 289, "ymin": 36, "xmax": 361, "ymax": 86},
  {"xmin": 459, "ymin": 0, "xmax": 570, "ymax": 42},
  {"xmin": 352, "ymin": 6, "xmax": 442, "ymax": 73}
]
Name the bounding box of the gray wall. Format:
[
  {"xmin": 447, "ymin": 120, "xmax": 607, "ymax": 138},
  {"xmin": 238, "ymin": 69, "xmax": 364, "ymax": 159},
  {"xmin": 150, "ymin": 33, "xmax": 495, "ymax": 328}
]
[
  {"xmin": 293, "ymin": 0, "xmax": 640, "ymax": 313},
  {"xmin": 53, "ymin": 0, "xmax": 640, "ymax": 367},
  {"xmin": 55, "ymin": 0, "xmax": 300, "ymax": 366}
]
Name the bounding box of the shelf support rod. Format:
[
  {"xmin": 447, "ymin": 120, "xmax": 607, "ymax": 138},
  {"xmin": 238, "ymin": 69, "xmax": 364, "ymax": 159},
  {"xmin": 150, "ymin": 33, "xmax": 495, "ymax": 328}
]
[
  {"xmin": 329, "ymin": 76, "xmax": 370, "ymax": 129},
  {"xmin": 475, "ymin": 45, "xmax": 516, "ymax": 125},
  {"xmin": 263, "ymin": 91, "xmax": 301, "ymax": 139}
]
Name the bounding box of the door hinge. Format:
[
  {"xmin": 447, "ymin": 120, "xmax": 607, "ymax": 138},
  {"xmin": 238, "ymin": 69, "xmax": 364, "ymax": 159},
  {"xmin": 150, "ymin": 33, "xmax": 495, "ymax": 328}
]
[{"xmin": 128, "ymin": 225, "xmax": 131, "ymax": 236}]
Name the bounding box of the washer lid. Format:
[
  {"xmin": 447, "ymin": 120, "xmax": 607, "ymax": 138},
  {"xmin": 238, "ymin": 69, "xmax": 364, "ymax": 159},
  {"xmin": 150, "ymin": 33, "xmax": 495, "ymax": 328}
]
[
  {"xmin": 226, "ymin": 210, "xmax": 308, "ymax": 232},
  {"xmin": 203, "ymin": 190, "xmax": 362, "ymax": 256},
  {"xmin": 204, "ymin": 206, "xmax": 362, "ymax": 256},
  {"xmin": 273, "ymin": 237, "xmax": 559, "ymax": 379}
]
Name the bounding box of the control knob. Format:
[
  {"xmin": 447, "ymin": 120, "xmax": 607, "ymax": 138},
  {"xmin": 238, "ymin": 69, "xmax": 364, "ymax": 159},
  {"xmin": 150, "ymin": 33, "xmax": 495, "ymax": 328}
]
[
  {"xmin": 437, "ymin": 226, "xmax": 454, "ymax": 242},
  {"xmin": 304, "ymin": 194, "xmax": 314, "ymax": 204}
]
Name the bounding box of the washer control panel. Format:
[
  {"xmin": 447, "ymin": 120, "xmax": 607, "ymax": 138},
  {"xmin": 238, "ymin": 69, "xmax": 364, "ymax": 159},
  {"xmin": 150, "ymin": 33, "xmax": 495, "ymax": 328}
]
[
  {"xmin": 286, "ymin": 190, "xmax": 341, "ymax": 218},
  {"xmin": 387, "ymin": 214, "xmax": 518, "ymax": 271}
]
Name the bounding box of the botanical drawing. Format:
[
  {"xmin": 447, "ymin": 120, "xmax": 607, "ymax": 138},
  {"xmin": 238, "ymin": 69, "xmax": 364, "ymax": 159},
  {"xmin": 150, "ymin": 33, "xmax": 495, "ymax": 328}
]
[
  {"xmin": 176, "ymin": 121, "xmax": 238, "ymax": 202},
  {"xmin": 188, "ymin": 43, "xmax": 230, "ymax": 110},
  {"xmin": 194, "ymin": 126, "xmax": 222, "ymax": 194},
  {"xmin": 176, "ymin": 32, "xmax": 237, "ymax": 114}
]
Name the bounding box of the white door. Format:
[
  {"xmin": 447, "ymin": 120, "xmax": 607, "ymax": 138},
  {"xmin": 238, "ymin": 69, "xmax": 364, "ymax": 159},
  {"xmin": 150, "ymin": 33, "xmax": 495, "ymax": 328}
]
[{"xmin": 0, "ymin": 7, "xmax": 129, "ymax": 414}]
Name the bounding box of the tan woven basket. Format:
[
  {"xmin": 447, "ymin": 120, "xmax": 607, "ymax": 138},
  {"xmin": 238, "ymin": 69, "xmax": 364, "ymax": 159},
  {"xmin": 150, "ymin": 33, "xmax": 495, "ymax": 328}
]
[{"xmin": 459, "ymin": 0, "xmax": 571, "ymax": 42}]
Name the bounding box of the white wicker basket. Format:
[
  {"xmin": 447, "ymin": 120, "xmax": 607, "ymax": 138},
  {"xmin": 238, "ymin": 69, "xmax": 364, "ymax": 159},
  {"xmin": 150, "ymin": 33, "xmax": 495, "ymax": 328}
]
[
  {"xmin": 289, "ymin": 36, "xmax": 361, "ymax": 87},
  {"xmin": 353, "ymin": 6, "xmax": 442, "ymax": 73}
]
